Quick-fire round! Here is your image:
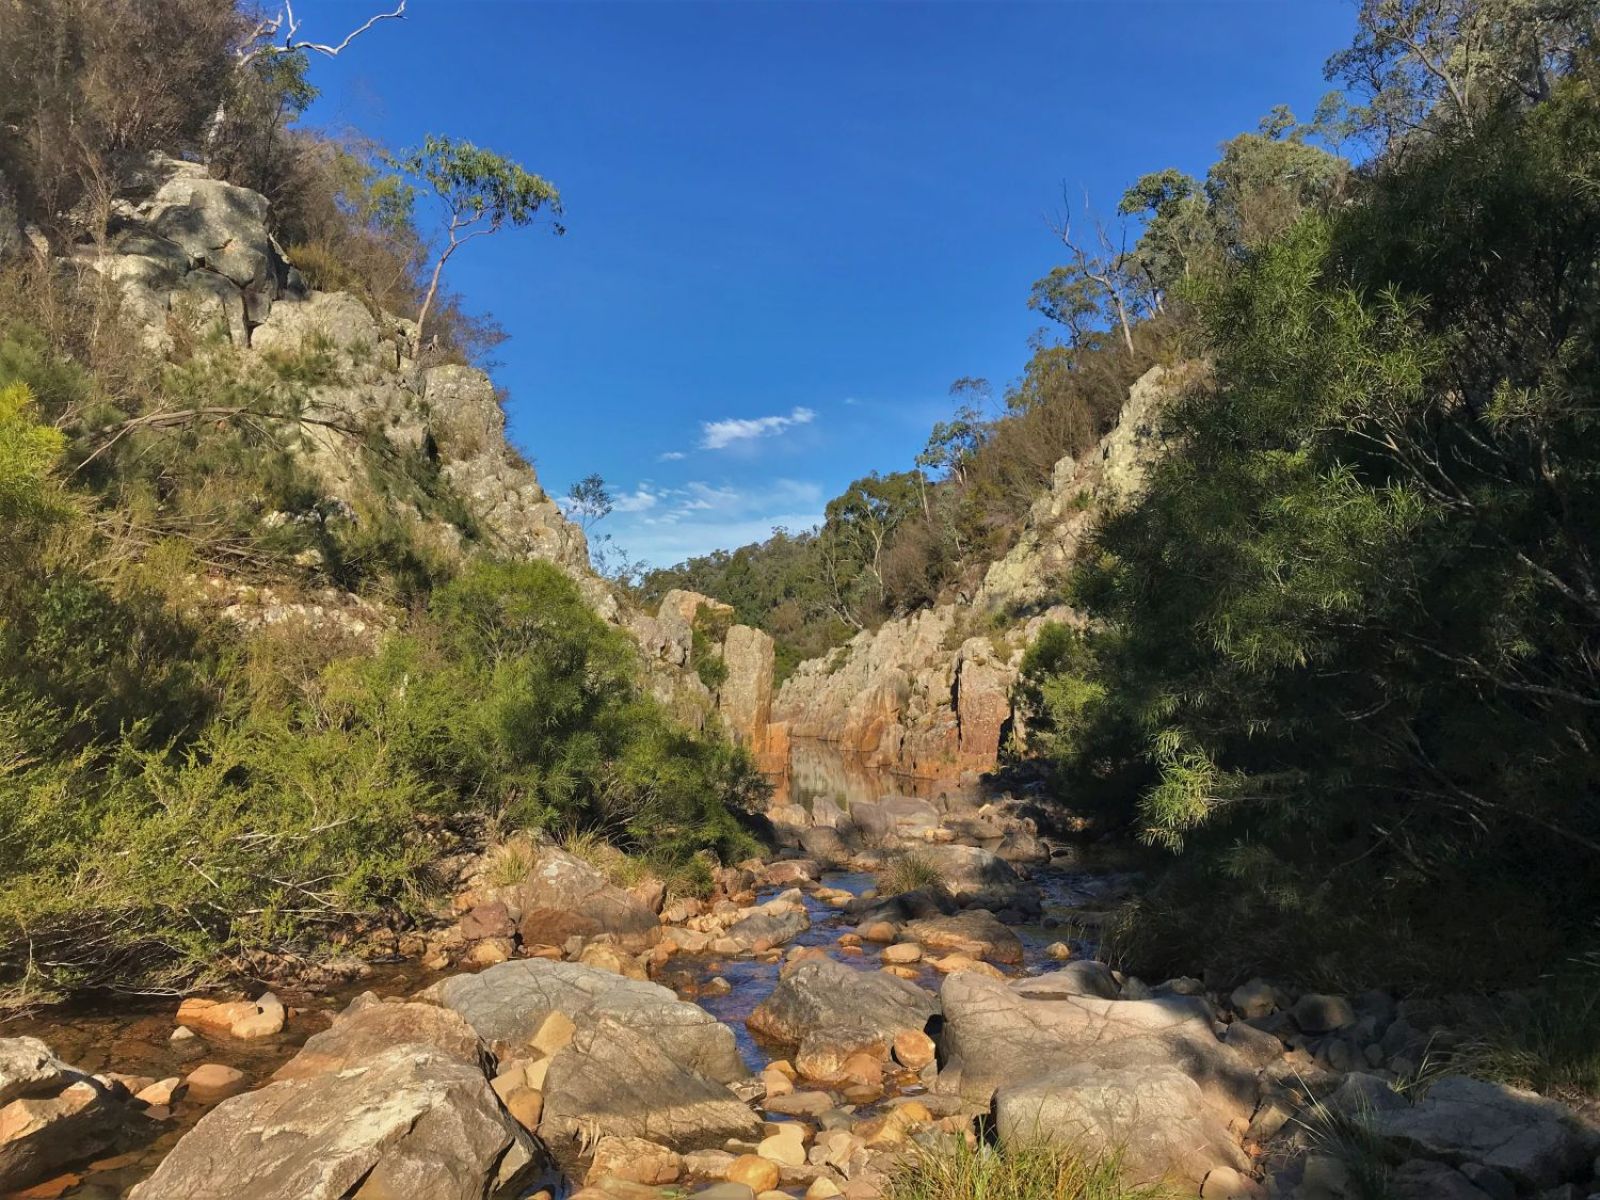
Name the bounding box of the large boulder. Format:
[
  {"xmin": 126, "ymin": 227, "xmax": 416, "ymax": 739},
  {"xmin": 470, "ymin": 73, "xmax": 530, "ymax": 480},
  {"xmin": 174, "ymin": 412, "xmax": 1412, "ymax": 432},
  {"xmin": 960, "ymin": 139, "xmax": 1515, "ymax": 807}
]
[
  {"xmin": 746, "ymin": 957, "xmax": 937, "ymax": 1050},
  {"xmin": 477, "ymin": 846, "xmax": 660, "ymax": 952},
  {"xmin": 915, "ymin": 843, "xmax": 1038, "ymax": 912},
  {"xmin": 272, "ymin": 993, "xmax": 486, "ymax": 1081},
  {"xmin": 1370, "ymin": 1075, "xmax": 1600, "ymax": 1190},
  {"xmin": 423, "ymin": 958, "xmax": 746, "ymax": 1083},
  {"xmin": 937, "ymin": 971, "xmax": 1256, "ymax": 1118},
  {"xmin": 251, "ymin": 291, "xmax": 381, "ymax": 358},
  {"xmin": 0, "ymin": 1038, "xmax": 127, "ymax": 1192},
  {"xmin": 144, "ymin": 172, "xmax": 273, "ymax": 289},
  {"xmin": 995, "ymin": 1062, "xmax": 1250, "ymax": 1185},
  {"xmin": 903, "ymin": 909, "xmax": 1024, "ymax": 965},
  {"xmin": 127, "ymin": 1046, "xmax": 538, "ymax": 1200},
  {"xmin": 540, "ymin": 1015, "xmax": 761, "ymax": 1151},
  {"xmin": 722, "ymin": 890, "xmax": 810, "ymax": 953},
  {"xmin": 847, "ymin": 796, "xmax": 943, "ymax": 847}
]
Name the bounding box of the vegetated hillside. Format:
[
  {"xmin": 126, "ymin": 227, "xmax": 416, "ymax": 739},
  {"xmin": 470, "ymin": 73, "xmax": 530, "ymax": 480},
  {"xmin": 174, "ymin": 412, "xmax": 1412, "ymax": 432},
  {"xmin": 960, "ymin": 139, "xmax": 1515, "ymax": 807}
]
[
  {"xmin": 644, "ymin": 90, "xmax": 1350, "ymax": 779},
  {"xmin": 659, "ymin": 5, "xmax": 1600, "ymax": 993},
  {"xmin": 1029, "ymin": 48, "xmax": 1600, "ymax": 991},
  {"xmin": 0, "ymin": 1, "xmax": 770, "ymax": 1007}
]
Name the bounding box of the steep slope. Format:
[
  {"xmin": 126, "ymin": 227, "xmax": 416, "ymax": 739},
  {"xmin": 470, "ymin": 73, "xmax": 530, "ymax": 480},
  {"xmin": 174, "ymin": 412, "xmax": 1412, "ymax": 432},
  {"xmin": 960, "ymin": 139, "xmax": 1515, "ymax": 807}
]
[
  {"xmin": 773, "ymin": 364, "xmax": 1187, "ymax": 777},
  {"xmin": 73, "ymin": 152, "xmax": 780, "ymax": 754}
]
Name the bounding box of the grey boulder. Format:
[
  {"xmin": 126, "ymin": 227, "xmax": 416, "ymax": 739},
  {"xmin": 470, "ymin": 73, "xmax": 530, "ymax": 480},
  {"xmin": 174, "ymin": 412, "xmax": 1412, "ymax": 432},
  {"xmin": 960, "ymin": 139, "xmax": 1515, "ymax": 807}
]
[
  {"xmin": 746, "ymin": 956, "xmax": 938, "ymax": 1048},
  {"xmin": 423, "ymin": 958, "xmax": 746, "ymax": 1083},
  {"xmin": 1370, "ymin": 1075, "xmax": 1600, "ymax": 1191},
  {"xmin": 995, "ymin": 1062, "xmax": 1250, "ymax": 1185},
  {"xmin": 126, "ymin": 1045, "xmax": 538, "ymax": 1200}
]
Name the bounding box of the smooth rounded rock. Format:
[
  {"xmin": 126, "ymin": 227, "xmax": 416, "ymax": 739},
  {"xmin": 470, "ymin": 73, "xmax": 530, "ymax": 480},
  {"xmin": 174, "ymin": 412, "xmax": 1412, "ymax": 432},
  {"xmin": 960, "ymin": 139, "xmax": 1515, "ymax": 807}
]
[{"xmin": 725, "ymin": 1155, "xmax": 779, "ymax": 1192}]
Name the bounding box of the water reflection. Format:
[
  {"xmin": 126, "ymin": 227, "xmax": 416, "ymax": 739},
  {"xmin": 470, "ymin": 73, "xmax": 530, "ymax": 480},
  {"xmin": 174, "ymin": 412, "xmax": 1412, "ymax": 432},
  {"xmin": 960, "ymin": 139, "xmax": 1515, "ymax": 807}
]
[{"xmin": 767, "ymin": 738, "xmax": 970, "ymax": 815}]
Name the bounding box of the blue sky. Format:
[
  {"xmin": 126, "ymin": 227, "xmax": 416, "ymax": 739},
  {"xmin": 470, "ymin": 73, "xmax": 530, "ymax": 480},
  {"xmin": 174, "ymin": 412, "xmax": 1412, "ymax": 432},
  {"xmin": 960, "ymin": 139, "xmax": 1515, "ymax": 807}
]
[{"xmin": 306, "ymin": 0, "xmax": 1357, "ymax": 566}]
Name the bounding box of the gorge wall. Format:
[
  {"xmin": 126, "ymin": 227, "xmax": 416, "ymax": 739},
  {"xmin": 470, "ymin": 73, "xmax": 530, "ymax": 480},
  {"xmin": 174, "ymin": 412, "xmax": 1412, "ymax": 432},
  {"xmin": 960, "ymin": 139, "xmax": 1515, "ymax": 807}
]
[
  {"xmin": 773, "ymin": 364, "xmax": 1186, "ymax": 777},
  {"xmin": 74, "ymin": 153, "xmax": 780, "ymax": 756}
]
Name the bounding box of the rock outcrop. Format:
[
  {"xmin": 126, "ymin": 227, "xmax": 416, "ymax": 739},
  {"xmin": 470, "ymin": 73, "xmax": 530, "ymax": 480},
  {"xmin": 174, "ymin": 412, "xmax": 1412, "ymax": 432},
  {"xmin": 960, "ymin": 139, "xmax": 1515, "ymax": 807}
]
[
  {"xmin": 127, "ymin": 1044, "xmax": 539, "ymax": 1200},
  {"xmin": 774, "ymin": 365, "xmax": 1184, "ymax": 776},
  {"xmin": 937, "ymin": 969, "xmax": 1258, "ymax": 1187},
  {"xmin": 627, "ymin": 589, "xmax": 784, "ymax": 758},
  {"xmin": 0, "ymin": 1038, "xmax": 130, "ymax": 1192},
  {"xmin": 71, "ymin": 154, "xmax": 787, "ymax": 745},
  {"xmin": 423, "ymin": 959, "xmax": 758, "ymax": 1152}
]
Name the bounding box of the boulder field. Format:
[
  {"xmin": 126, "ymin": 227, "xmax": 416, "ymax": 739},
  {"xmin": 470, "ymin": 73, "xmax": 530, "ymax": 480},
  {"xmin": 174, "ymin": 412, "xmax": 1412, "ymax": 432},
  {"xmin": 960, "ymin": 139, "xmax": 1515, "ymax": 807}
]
[{"xmin": 4, "ymin": 792, "xmax": 1599, "ymax": 1200}]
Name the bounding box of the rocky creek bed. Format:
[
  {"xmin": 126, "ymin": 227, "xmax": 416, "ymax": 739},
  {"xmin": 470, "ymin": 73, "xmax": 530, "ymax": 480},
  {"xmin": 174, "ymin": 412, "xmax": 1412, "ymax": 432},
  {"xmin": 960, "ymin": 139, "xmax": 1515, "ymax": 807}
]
[{"xmin": 2, "ymin": 745, "xmax": 1597, "ymax": 1200}]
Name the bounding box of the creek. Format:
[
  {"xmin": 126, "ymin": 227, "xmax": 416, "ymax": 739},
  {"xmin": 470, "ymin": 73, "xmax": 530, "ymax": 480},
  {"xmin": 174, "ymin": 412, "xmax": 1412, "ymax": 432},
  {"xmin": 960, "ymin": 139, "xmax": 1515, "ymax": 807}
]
[{"xmin": 0, "ymin": 740, "xmax": 1132, "ymax": 1199}]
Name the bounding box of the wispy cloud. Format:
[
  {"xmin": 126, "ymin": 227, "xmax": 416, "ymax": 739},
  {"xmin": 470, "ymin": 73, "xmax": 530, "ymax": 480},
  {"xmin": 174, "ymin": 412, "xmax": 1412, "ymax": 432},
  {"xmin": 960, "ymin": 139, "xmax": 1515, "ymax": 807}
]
[
  {"xmin": 656, "ymin": 450, "xmax": 687, "ymax": 462},
  {"xmin": 604, "ymin": 478, "xmax": 825, "ymax": 565},
  {"xmin": 700, "ymin": 406, "xmax": 816, "ymax": 451}
]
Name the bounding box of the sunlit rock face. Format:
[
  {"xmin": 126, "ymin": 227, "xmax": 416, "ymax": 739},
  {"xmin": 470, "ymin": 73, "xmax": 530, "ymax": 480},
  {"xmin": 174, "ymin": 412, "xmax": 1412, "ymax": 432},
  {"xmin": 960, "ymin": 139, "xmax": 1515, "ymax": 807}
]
[{"xmin": 774, "ymin": 366, "xmax": 1182, "ymax": 777}]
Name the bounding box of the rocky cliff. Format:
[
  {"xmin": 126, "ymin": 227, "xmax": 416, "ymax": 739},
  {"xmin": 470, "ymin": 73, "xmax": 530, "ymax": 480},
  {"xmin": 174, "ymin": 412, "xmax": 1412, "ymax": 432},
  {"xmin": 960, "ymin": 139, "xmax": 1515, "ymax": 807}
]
[
  {"xmin": 72, "ymin": 153, "xmax": 779, "ymax": 754},
  {"xmin": 773, "ymin": 365, "xmax": 1186, "ymax": 777}
]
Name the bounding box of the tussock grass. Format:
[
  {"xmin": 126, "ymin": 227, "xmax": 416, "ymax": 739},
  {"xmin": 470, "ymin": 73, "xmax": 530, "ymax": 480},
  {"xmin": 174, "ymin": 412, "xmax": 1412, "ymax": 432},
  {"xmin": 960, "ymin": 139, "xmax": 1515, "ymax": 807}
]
[
  {"xmin": 885, "ymin": 1136, "xmax": 1170, "ymax": 1200},
  {"xmin": 1458, "ymin": 961, "xmax": 1600, "ymax": 1098},
  {"xmin": 882, "ymin": 852, "xmax": 944, "ymax": 897},
  {"xmin": 1293, "ymin": 1091, "xmax": 1399, "ymax": 1200}
]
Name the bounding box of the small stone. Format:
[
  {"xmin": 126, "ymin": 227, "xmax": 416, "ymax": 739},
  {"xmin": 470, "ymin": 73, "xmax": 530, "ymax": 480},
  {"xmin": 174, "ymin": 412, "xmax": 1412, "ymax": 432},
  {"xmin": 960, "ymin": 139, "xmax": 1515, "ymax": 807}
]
[
  {"xmin": 857, "ymin": 921, "xmax": 898, "ymax": 943},
  {"xmin": 503, "ymin": 1085, "xmax": 543, "ymax": 1131},
  {"xmin": 1045, "ymin": 942, "xmax": 1073, "ymax": 960},
  {"xmin": 587, "ymin": 1135, "xmax": 682, "ymax": 1185},
  {"xmin": 761, "ymin": 1067, "xmax": 793, "ymax": 1098},
  {"xmin": 133, "ymin": 1077, "xmax": 186, "ymax": 1107},
  {"xmin": 465, "ymin": 937, "xmax": 514, "ymax": 967},
  {"xmin": 881, "ymin": 943, "xmax": 921, "ymax": 964},
  {"xmin": 725, "ymin": 1155, "xmax": 779, "ymax": 1192},
  {"xmin": 756, "ymin": 1124, "xmax": 807, "ymax": 1168},
  {"xmin": 1294, "ymin": 993, "xmax": 1356, "ymax": 1034},
  {"xmin": 806, "ymin": 1182, "xmax": 843, "ymax": 1200},
  {"xmin": 1230, "ymin": 978, "xmax": 1278, "ymax": 1019},
  {"xmin": 839, "ymin": 1051, "xmax": 883, "ymax": 1087},
  {"xmin": 183, "ymin": 1063, "xmax": 246, "ymax": 1101},
  {"xmin": 1200, "ymin": 1166, "xmax": 1265, "ymax": 1199},
  {"xmin": 169, "ymin": 1026, "xmax": 195, "ymax": 1042},
  {"xmin": 694, "ymin": 1186, "xmax": 757, "ymax": 1200},
  {"xmin": 892, "ymin": 1029, "xmax": 935, "ymax": 1071}
]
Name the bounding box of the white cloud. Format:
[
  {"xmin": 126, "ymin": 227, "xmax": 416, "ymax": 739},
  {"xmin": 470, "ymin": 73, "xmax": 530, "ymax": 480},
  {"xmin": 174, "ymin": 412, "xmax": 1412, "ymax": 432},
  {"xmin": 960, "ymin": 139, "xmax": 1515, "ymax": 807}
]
[
  {"xmin": 699, "ymin": 406, "xmax": 816, "ymax": 451},
  {"xmin": 611, "ymin": 483, "xmax": 664, "ymax": 514},
  {"xmin": 657, "ymin": 450, "xmax": 687, "ymax": 462},
  {"xmin": 603, "ymin": 478, "xmax": 826, "ymax": 566}
]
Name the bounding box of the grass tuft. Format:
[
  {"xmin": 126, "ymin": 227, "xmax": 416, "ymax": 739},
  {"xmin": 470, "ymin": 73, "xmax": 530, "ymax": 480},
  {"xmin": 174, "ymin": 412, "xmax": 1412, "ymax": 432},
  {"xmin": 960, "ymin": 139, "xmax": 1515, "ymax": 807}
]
[
  {"xmin": 885, "ymin": 1135, "xmax": 1170, "ymax": 1200},
  {"xmin": 882, "ymin": 852, "xmax": 944, "ymax": 897},
  {"xmin": 1457, "ymin": 961, "xmax": 1600, "ymax": 1098}
]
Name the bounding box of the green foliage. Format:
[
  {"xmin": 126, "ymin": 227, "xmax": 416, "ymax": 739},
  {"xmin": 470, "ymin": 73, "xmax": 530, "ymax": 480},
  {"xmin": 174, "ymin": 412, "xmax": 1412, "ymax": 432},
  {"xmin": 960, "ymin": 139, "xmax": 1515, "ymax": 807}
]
[
  {"xmin": 393, "ymin": 134, "xmax": 564, "ymax": 337},
  {"xmin": 0, "ymin": 559, "xmax": 765, "ymax": 1004},
  {"xmin": 0, "ymin": 382, "xmax": 65, "ymax": 526},
  {"xmin": 394, "ymin": 134, "xmax": 564, "ymax": 236},
  {"xmin": 1023, "ymin": 60, "xmax": 1600, "ymax": 989},
  {"xmin": 882, "ymin": 852, "xmax": 943, "ymax": 896},
  {"xmin": 691, "ymin": 604, "xmax": 734, "ymax": 690},
  {"xmin": 885, "ymin": 1137, "xmax": 1169, "ymax": 1200}
]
